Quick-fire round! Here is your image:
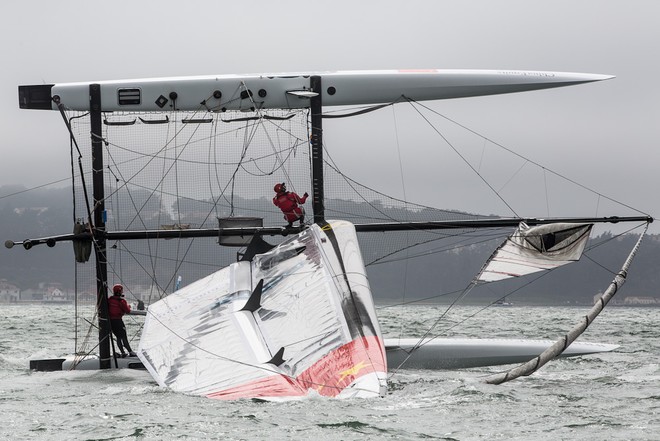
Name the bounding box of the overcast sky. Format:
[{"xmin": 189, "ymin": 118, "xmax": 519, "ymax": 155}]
[{"xmin": 1, "ymin": 0, "xmax": 658, "ymax": 233}]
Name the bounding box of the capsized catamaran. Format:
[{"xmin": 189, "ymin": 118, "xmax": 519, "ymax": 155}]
[{"xmin": 11, "ymin": 69, "xmax": 652, "ymax": 400}]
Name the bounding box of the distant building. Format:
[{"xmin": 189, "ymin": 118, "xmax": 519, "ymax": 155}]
[
  {"xmin": 44, "ymin": 286, "xmax": 69, "ymax": 302},
  {"xmin": 623, "ymin": 296, "xmax": 659, "ymax": 306},
  {"xmin": 20, "ymin": 283, "xmax": 74, "ymax": 303},
  {"xmin": 0, "ymin": 279, "xmax": 19, "ymax": 303}
]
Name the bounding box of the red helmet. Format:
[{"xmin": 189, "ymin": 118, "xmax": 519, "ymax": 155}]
[
  {"xmin": 112, "ymin": 284, "xmax": 123, "ymax": 294},
  {"xmin": 274, "ymin": 183, "xmax": 286, "ymax": 193}
]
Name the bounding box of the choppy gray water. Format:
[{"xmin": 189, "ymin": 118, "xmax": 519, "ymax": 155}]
[{"xmin": 1, "ymin": 304, "xmax": 658, "ymax": 440}]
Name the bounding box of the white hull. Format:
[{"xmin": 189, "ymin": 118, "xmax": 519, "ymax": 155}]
[
  {"xmin": 30, "ymin": 338, "xmax": 618, "ymax": 372},
  {"xmin": 385, "ymin": 338, "xmax": 618, "ymax": 370},
  {"xmin": 24, "ymin": 69, "xmax": 612, "ymax": 112}
]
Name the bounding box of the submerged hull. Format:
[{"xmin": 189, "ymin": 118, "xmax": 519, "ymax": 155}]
[
  {"xmin": 385, "ymin": 338, "xmax": 618, "ymax": 370},
  {"xmin": 30, "ymin": 338, "xmax": 619, "ymax": 372},
  {"xmin": 137, "ymin": 221, "xmax": 387, "ymax": 400},
  {"xmin": 19, "ymin": 69, "xmax": 612, "ymax": 112}
]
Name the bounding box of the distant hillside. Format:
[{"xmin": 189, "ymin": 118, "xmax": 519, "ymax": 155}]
[{"xmin": 1, "ymin": 184, "xmax": 657, "ymax": 305}]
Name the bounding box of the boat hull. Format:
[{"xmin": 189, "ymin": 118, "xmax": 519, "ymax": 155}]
[
  {"xmin": 385, "ymin": 338, "xmax": 619, "ymax": 370},
  {"xmin": 29, "ymin": 338, "xmax": 618, "ymax": 372}
]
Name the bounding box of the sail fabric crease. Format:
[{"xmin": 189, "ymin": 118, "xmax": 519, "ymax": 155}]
[
  {"xmin": 137, "ymin": 221, "xmax": 387, "ymax": 401},
  {"xmin": 476, "ymin": 222, "xmax": 593, "ymax": 283}
]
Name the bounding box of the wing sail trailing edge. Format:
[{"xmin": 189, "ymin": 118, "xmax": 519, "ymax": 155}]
[
  {"xmin": 476, "ymin": 222, "xmax": 593, "ymax": 283},
  {"xmin": 137, "ymin": 221, "xmax": 387, "ymax": 401}
]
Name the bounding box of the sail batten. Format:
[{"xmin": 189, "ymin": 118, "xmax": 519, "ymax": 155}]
[{"xmin": 476, "ymin": 222, "xmax": 593, "ymax": 283}]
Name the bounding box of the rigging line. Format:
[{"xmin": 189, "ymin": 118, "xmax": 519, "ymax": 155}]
[
  {"xmin": 314, "ymin": 225, "xmax": 385, "ymax": 376},
  {"xmin": 242, "ymin": 144, "xmax": 301, "ymax": 177},
  {"xmin": 404, "ymin": 98, "xmax": 520, "ymax": 218},
  {"xmin": 319, "ymin": 96, "xmax": 409, "ymax": 118},
  {"xmin": 69, "ymin": 122, "xmax": 78, "ymax": 224},
  {"xmin": 105, "ymin": 244, "xmax": 169, "ymax": 298},
  {"xmin": 98, "ymin": 130, "xmax": 306, "ymax": 167},
  {"xmin": 581, "ymin": 222, "xmax": 648, "ymax": 274},
  {"xmin": 323, "ymin": 159, "xmax": 470, "ymax": 216},
  {"xmin": 55, "ymin": 104, "xmax": 94, "ymax": 227},
  {"xmin": 230, "ymin": 119, "xmax": 260, "ymax": 216},
  {"xmin": 376, "ymin": 288, "xmax": 466, "ymax": 309},
  {"xmin": 477, "ymin": 137, "xmax": 487, "ymax": 173},
  {"xmin": 227, "ymin": 86, "xmax": 268, "ymax": 216},
  {"xmin": 323, "ymin": 204, "xmax": 477, "ymax": 224},
  {"xmin": 240, "ymin": 113, "xmax": 307, "ymax": 179},
  {"xmin": 485, "ymin": 221, "xmax": 650, "ymax": 385},
  {"xmin": 321, "ymin": 102, "xmax": 393, "ymax": 118},
  {"xmin": 543, "ymin": 168, "xmax": 550, "ymax": 217},
  {"xmin": 151, "ymin": 111, "xmax": 175, "ymax": 292},
  {"xmin": 257, "ymin": 111, "xmax": 300, "ymax": 197},
  {"xmin": 409, "ymin": 224, "xmax": 649, "ymax": 348},
  {"xmin": 110, "ymin": 245, "xmax": 231, "ymax": 268},
  {"xmin": 0, "ymin": 177, "xmax": 70, "ymax": 200},
  {"xmin": 257, "ymin": 111, "xmax": 307, "ymax": 179},
  {"xmin": 322, "ymin": 146, "xmax": 401, "ymax": 221},
  {"xmin": 366, "ymin": 228, "xmax": 510, "ymax": 266},
  {"xmin": 71, "ymin": 316, "xmax": 103, "ymax": 370},
  {"xmin": 99, "ymin": 109, "xmax": 209, "ymax": 208},
  {"xmin": 390, "ymin": 220, "xmax": 600, "ymax": 372},
  {"xmin": 141, "ymin": 308, "xmax": 347, "ymax": 393},
  {"xmin": 104, "ymin": 150, "xmax": 159, "ymax": 234},
  {"xmin": 410, "ymin": 99, "xmax": 651, "ymax": 217},
  {"xmin": 392, "ymin": 102, "xmax": 411, "ymax": 342},
  {"xmin": 109, "ymin": 165, "xmax": 123, "ymax": 289},
  {"xmin": 237, "ymin": 111, "xmax": 304, "ymax": 194},
  {"xmin": 158, "ymin": 116, "xmax": 232, "ymax": 286},
  {"xmin": 389, "ymin": 272, "xmax": 547, "ymax": 376},
  {"xmin": 107, "ymin": 123, "xmax": 251, "ymax": 159},
  {"xmin": 101, "ymin": 115, "xmax": 202, "ymax": 296},
  {"xmin": 323, "ymin": 145, "xmax": 462, "ymax": 237},
  {"xmin": 498, "ymin": 160, "xmax": 529, "ymax": 193},
  {"xmin": 390, "ymin": 282, "xmax": 478, "ymax": 373},
  {"xmin": 208, "ymin": 112, "xmax": 307, "ymax": 216},
  {"xmin": 115, "ymin": 176, "xmax": 280, "ymax": 218},
  {"xmin": 209, "ymin": 115, "xmax": 223, "ymax": 219},
  {"xmin": 155, "ymin": 123, "xmax": 282, "ymax": 292},
  {"xmin": 110, "ymin": 113, "xmax": 208, "ymax": 231},
  {"xmin": 172, "ymin": 113, "xmax": 190, "ymax": 272}
]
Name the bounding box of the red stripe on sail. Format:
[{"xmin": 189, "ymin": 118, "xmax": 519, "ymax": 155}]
[{"xmin": 206, "ymin": 335, "xmax": 386, "ymax": 400}]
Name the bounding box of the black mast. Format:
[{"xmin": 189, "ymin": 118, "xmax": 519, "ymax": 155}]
[
  {"xmin": 310, "ymin": 76, "xmax": 325, "ymax": 223},
  {"xmin": 90, "ymin": 84, "xmax": 112, "ymax": 369}
]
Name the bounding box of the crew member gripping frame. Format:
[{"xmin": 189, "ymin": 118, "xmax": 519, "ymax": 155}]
[{"xmin": 273, "ymin": 183, "xmax": 308, "ymax": 228}]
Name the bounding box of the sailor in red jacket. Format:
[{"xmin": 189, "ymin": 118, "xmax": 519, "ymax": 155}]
[
  {"xmin": 273, "ymin": 182, "xmax": 309, "ymax": 227},
  {"xmin": 108, "ymin": 284, "xmax": 136, "ymax": 357}
]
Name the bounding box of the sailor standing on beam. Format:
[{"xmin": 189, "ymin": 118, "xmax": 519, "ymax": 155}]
[{"xmin": 273, "ymin": 183, "xmax": 308, "ymax": 228}]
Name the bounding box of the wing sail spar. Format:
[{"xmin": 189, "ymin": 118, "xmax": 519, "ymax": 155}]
[{"xmin": 476, "ymin": 222, "xmax": 593, "ymax": 283}]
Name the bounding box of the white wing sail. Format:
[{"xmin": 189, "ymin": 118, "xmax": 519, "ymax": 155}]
[
  {"xmin": 476, "ymin": 222, "xmax": 593, "ymax": 283},
  {"xmin": 137, "ymin": 221, "xmax": 387, "ymax": 401},
  {"xmin": 20, "ymin": 70, "xmax": 612, "ymax": 112}
]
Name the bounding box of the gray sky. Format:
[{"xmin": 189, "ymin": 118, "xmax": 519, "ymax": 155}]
[{"xmin": 1, "ymin": 0, "xmax": 658, "ymax": 232}]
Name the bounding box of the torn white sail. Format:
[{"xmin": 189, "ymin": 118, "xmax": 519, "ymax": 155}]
[
  {"xmin": 137, "ymin": 221, "xmax": 387, "ymax": 401},
  {"xmin": 485, "ymin": 222, "xmax": 649, "ymax": 384},
  {"xmin": 476, "ymin": 222, "xmax": 593, "ymax": 283}
]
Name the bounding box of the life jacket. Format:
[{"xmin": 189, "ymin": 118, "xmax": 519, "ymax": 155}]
[
  {"xmin": 108, "ymin": 294, "xmax": 131, "ymax": 319},
  {"xmin": 273, "ymin": 191, "xmax": 307, "ymax": 222}
]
